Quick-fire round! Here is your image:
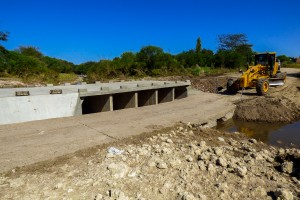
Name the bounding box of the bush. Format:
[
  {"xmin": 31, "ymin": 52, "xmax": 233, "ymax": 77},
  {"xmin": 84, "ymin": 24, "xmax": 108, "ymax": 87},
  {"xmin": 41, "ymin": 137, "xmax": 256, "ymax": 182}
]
[
  {"xmin": 151, "ymin": 69, "xmax": 162, "ymax": 76},
  {"xmin": 191, "ymin": 66, "xmax": 201, "ymax": 76},
  {"xmin": 284, "ymin": 63, "xmax": 300, "ymax": 68}
]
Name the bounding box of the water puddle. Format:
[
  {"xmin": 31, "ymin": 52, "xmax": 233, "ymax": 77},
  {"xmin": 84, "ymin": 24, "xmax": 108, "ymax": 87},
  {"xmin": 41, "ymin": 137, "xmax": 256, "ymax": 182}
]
[{"xmin": 216, "ymin": 119, "xmax": 300, "ymax": 148}]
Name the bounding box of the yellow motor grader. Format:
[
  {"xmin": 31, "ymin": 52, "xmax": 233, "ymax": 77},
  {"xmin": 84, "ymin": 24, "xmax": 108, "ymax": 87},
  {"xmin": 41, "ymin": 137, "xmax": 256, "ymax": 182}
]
[{"xmin": 227, "ymin": 52, "xmax": 286, "ymax": 95}]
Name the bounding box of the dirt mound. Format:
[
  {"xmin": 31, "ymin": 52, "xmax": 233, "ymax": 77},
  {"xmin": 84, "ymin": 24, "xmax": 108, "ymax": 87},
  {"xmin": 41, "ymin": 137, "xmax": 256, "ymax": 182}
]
[
  {"xmin": 191, "ymin": 76, "xmax": 228, "ymax": 93},
  {"xmin": 233, "ymin": 96, "xmax": 300, "ymax": 123},
  {"xmin": 154, "ymin": 76, "xmax": 229, "ymax": 93}
]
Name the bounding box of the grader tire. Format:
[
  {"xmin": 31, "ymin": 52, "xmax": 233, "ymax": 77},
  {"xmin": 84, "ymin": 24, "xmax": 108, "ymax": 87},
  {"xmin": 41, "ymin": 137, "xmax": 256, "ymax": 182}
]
[{"xmin": 256, "ymin": 78, "xmax": 269, "ymax": 96}]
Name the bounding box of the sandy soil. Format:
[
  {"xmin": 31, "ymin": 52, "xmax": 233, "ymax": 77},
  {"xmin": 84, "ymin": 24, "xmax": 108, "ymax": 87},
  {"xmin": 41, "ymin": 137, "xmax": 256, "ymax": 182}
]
[
  {"xmin": 0, "ymin": 68, "xmax": 299, "ymax": 199},
  {"xmin": 233, "ymin": 68, "xmax": 300, "ymax": 123}
]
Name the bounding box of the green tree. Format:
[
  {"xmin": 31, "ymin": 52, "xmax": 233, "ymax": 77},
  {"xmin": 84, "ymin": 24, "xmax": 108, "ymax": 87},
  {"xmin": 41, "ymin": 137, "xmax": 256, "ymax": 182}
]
[
  {"xmin": 75, "ymin": 61, "xmax": 97, "ymax": 74},
  {"xmin": 43, "ymin": 56, "xmax": 74, "ymax": 73},
  {"xmin": 277, "ymin": 55, "xmax": 290, "ymax": 63},
  {"xmin": 176, "ymin": 50, "xmax": 197, "ymax": 68},
  {"xmin": 18, "ymin": 46, "xmax": 43, "ymax": 59},
  {"xmin": 136, "ymin": 46, "xmax": 164, "ymax": 71},
  {"xmin": 8, "ymin": 51, "xmax": 47, "ymax": 79},
  {"xmin": 218, "ymin": 34, "xmax": 251, "ymax": 51},
  {"xmin": 0, "ymin": 46, "xmax": 9, "ymax": 73},
  {"xmin": 200, "ymin": 49, "xmax": 214, "ymax": 67},
  {"xmin": 216, "ymin": 34, "xmax": 253, "ymax": 68},
  {"xmin": 0, "ymin": 31, "xmax": 9, "ymax": 72},
  {"xmin": 0, "ymin": 31, "xmax": 9, "ymax": 41},
  {"xmin": 116, "ymin": 52, "xmax": 136, "ymax": 75},
  {"xmin": 87, "ymin": 60, "xmax": 116, "ymax": 81},
  {"xmin": 195, "ymin": 37, "xmax": 202, "ymax": 54}
]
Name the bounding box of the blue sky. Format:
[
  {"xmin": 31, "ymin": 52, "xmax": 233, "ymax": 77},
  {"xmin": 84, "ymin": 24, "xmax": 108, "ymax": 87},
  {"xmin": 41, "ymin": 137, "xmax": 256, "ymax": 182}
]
[{"xmin": 1, "ymin": 0, "xmax": 299, "ymax": 64}]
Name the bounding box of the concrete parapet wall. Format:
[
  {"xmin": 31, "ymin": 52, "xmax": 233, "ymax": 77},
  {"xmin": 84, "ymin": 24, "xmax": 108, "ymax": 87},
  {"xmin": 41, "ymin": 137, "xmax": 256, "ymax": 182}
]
[{"xmin": 0, "ymin": 93, "xmax": 79, "ymax": 125}]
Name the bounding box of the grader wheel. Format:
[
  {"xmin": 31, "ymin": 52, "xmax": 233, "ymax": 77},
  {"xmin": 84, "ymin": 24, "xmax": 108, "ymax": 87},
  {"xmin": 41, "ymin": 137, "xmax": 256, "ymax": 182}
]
[{"xmin": 256, "ymin": 78, "xmax": 269, "ymax": 96}]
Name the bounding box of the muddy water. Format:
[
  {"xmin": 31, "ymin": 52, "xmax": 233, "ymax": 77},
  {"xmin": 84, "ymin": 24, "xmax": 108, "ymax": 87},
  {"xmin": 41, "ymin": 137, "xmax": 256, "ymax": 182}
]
[{"xmin": 216, "ymin": 119, "xmax": 300, "ymax": 148}]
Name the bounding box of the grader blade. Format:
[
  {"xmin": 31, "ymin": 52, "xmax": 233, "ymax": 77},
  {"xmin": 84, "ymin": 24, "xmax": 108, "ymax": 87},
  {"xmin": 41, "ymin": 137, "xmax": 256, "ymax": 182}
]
[{"xmin": 269, "ymin": 78, "xmax": 285, "ymax": 86}]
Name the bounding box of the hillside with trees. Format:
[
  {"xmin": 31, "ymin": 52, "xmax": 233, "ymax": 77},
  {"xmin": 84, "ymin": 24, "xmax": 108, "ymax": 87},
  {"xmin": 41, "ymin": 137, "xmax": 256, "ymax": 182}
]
[{"xmin": 0, "ymin": 31, "xmax": 298, "ymax": 84}]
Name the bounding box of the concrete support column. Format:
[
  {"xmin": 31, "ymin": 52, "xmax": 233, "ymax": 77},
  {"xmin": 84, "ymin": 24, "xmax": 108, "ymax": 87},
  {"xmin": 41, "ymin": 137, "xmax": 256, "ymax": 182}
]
[
  {"xmin": 134, "ymin": 92, "xmax": 138, "ymax": 108},
  {"xmin": 172, "ymin": 88, "xmax": 175, "ymax": 101},
  {"xmin": 155, "ymin": 90, "xmax": 158, "ymax": 105},
  {"xmin": 109, "ymin": 95, "xmax": 113, "ymax": 111}
]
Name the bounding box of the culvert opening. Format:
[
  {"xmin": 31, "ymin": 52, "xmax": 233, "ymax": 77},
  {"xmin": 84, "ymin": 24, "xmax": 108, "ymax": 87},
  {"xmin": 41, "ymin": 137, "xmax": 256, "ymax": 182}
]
[
  {"xmin": 138, "ymin": 90, "xmax": 156, "ymax": 107},
  {"xmin": 82, "ymin": 95, "xmax": 111, "ymax": 114},
  {"xmin": 175, "ymin": 86, "xmax": 188, "ymax": 99},
  {"xmin": 158, "ymin": 88, "xmax": 173, "ymax": 103},
  {"xmin": 113, "ymin": 92, "xmax": 136, "ymax": 110}
]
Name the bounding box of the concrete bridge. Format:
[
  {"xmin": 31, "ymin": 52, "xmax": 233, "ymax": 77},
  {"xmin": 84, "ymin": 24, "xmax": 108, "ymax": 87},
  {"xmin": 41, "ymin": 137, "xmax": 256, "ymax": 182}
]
[{"xmin": 0, "ymin": 80, "xmax": 190, "ymax": 125}]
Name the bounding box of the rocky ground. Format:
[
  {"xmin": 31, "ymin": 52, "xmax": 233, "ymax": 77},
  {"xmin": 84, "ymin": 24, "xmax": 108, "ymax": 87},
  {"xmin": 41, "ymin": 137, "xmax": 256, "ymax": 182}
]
[{"xmin": 0, "ymin": 124, "xmax": 299, "ymax": 200}]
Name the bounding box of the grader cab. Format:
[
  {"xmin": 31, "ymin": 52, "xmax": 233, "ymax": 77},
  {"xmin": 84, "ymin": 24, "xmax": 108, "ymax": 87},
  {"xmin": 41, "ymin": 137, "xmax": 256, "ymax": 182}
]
[{"xmin": 227, "ymin": 52, "xmax": 286, "ymax": 95}]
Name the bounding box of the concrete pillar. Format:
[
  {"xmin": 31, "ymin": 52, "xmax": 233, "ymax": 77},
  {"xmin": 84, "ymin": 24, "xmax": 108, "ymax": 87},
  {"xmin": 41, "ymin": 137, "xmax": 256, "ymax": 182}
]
[
  {"xmin": 109, "ymin": 95, "xmax": 113, "ymax": 111},
  {"xmin": 172, "ymin": 88, "xmax": 175, "ymax": 101},
  {"xmin": 75, "ymin": 97, "xmax": 84, "ymax": 116},
  {"xmin": 134, "ymin": 92, "xmax": 138, "ymax": 108},
  {"xmin": 155, "ymin": 90, "xmax": 158, "ymax": 104}
]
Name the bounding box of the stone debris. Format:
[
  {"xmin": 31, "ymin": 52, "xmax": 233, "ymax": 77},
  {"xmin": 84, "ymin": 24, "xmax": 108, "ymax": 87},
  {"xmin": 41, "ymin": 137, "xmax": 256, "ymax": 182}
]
[
  {"xmin": 0, "ymin": 124, "xmax": 299, "ymax": 200},
  {"xmin": 281, "ymin": 161, "xmax": 294, "ymax": 174},
  {"xmin": 236, "ymin": 166, "xmax": 247, "ymax": 177},
  {"xmin": 274, "ymin": 188, "xmax": 294, "ymax": 200},
  {"xmin": 156, "ymin": 162, "xmax": 168, "ymax": 169}
]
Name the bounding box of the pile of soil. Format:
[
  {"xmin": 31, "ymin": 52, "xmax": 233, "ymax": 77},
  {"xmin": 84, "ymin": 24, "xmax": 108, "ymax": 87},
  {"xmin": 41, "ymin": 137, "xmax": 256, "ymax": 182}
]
[
  {"xmin": 155, "ymin": 76, "xmax": 229, "ymax": 93},
  {"xmin": 233, "ymin": 96, "xmax": 300, "ymax": 123},
  {"xmin": 1, "ymin": 124, "xmax": 299, "ymax": 199},
  {"xmin": 190, "ymin": 76, "xmax": 228, "ymax": 93}
]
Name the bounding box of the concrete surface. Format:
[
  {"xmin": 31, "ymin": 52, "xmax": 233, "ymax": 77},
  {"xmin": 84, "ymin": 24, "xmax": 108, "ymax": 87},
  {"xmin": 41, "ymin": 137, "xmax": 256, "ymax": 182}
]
[
  {"xmin": 0, "ymin": 90, "xmax": 237, "ymax": 172},
  {"xmin": 0, "ymin": 80, "xmax": 190, "ymax": 97},
  {"xmin": 0, "ymin": 93, "xmax": 80, "ymax": 125}
]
